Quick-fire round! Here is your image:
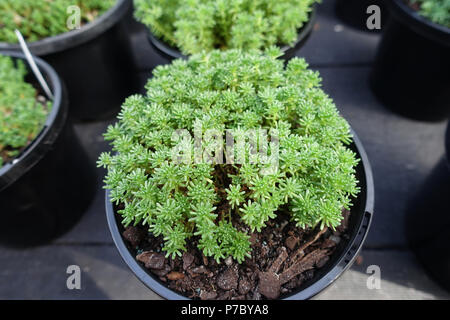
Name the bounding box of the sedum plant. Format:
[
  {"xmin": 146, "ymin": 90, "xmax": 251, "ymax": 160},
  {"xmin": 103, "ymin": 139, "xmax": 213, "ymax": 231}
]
[
  {"xmin": 410, "ymin": 0, "xmax": 450, "ymax": 27},
  {"xmin": 0, "ymin": 0, "xmax": 116, "ymax": 43},
  {"xmin": 134, "ymin": 0, "xmax": 319, "ymax": 55},
  {"xmin": 0, "ymin": 54, "xmax": 50, "ymax": 167},
  {"xmin": 98, "ymin": 49, "xmax": 360, "ymax": 264}
]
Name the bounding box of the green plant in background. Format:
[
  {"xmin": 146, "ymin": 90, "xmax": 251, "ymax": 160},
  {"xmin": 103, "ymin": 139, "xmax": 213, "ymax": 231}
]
[
  {"xmin": 0, "ymin": 0, "xmax": 116, "ymax": 43},
  {"xmin": 410, "ymin": 0, "xmax": 450, "ymax": 27},
  {"xmin": 98, "ymin": 49, "xmax": 360, "ymax": 263},
  {"xmin": 134, "ymin": 0, "xmax": 319, "ymax": 55},
  {"xmin": 0, "ymin": 54, "xmax": 50, "ymax": 167}
]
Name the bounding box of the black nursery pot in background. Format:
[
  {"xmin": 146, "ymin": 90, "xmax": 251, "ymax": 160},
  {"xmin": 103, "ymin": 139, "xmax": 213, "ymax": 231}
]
[
  {"xmin": 335, "ymin": 0, "xmax": 388, "ymax": 31},
  {"xmin": 0, "ymin": 0, "xmax": 138, "ymax": 121},
  {"xmin": 0, "ymin": 52, "xmax": 96, "ymax": 247},
  {"xmin": 406, "ymin": 122, "xmax": 450, "ymax": 292},
  {"xmin": 147, "ymin": 7, "xmax": 317, "ymax": 62},
  {"xmin": 106, "ymin": 129, "xmax": 374, "ymax": 300},
  {"xmin": 406, "ymin": 149, "xmax": 450, "ymax": 293},
  {"xmin": 370, "ymin": 0, "xmax": 450, "ymax": 121}
]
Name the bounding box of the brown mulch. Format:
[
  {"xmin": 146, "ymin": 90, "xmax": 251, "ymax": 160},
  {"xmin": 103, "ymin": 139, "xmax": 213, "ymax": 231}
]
[{"xmin": 122, "ymin": 208, "xmax": 351, "ymax": 300}]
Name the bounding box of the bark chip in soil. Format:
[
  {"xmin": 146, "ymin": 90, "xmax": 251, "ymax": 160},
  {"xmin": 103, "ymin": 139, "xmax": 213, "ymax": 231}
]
[
  {"xmin": 216, "ymin": 266, "xmax": 239, "ymax": 290},
  {"xmin": 136, "ymin": 251, "xmax": 166, "ymax": 270}
]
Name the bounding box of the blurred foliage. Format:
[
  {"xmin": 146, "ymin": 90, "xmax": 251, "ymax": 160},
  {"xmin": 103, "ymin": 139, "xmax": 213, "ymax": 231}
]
[
  {"xmin": 0, "ymin": 0, "xmax": 116, "ymax": 42},
  {"xmin": 134, "ymin": 0, "xmax": 319, "ymax": 55},
  {"xmin": 0, "ymin": 54, "xmax": 50, "ymax": 167},
  {"xmin": 410, "ymin": 0, "xmax": 450, "ymax": 27}
]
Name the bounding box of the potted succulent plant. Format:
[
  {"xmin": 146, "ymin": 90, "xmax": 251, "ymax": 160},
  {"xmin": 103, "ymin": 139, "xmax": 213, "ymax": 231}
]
[
  {"xmin": 370, "ymin": 0, "xmax": 450, "ymax": 121},
  {"xmin": 0, "ymin": 51, "xmax": 96, "ymax": 246},
  {"xmin": 406, "ymin": 121, "xmax": 450, "ymax": 292},
  {"xmin": 134, "ymin": 0, "xmax": 318, "ymax": 60},
  {"xmin": 0, "ymin": 0, "xmax": 138, "ymax": 121},
  {"xmin": 101, "ymin": 49, "xmax": 374, "ymax": 300}
]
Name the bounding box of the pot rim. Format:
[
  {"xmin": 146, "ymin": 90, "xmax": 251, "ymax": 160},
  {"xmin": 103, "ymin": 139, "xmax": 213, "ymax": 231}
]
[
  {"xmin": 0, "ymin": 51, "xmax": 65, "ymax": 191},
  {"xmin": 0, "ymin": 0, "xmax": 131, "ymax": 55},
  {"xmin": 105, "ymin": 127, "xmax": 374, "ymax": 300},
  {"xmin": 390, "ymin": 0, "xmax": 450, "ymax": 47},
  {"xmin": 146, "ymin": 5, "xmax": 317, "ymax": 60},
  {"xmin": 446, "ymin": 122, "xmax": 450, "ymax": 168}
]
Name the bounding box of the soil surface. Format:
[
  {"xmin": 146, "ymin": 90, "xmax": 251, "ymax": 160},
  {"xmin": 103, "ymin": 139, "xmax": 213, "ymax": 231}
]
[{"xmin": 121, "ymin": 208, "xmax": 351, "ymax": 300}]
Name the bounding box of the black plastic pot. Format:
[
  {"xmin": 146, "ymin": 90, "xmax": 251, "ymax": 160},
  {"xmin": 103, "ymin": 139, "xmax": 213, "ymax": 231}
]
[
  {"xmin": 335, "ymin": 0, "xmax": 388, "ymax": 32},
  {"xmin": 370, "ymin": 0, "xmax": 450, "ymax": 121},
  {"xmin": 106, "ymin": 129, "xmax": 374, "ymax": 300},
  {"xmin": 0, "ymin": 0, "xmax": 138, "ymax": 121},
  {"xmin": 405, "ymin": 122, "xmax": 450, "ymax": 292},
  {"xmin": 0, "ymin": 51, "xmax": 96, "ymax": 247},
  {"xmin": 447, "ymin": 122, "xmax": 450, "ymax": 162},
  {"xmin": 147, "ymin": 7, "xmax": 317, "ymax": 61}
]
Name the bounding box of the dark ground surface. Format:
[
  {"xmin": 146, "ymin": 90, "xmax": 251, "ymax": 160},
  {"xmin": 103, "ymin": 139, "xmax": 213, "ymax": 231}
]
[{"xmin": 1, "ymin": 0, "xmax": 449, "ymax": 299}]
